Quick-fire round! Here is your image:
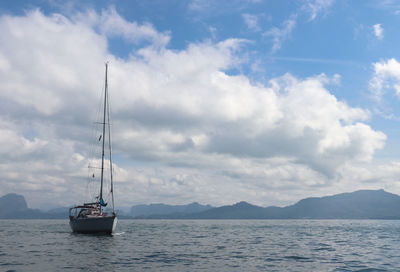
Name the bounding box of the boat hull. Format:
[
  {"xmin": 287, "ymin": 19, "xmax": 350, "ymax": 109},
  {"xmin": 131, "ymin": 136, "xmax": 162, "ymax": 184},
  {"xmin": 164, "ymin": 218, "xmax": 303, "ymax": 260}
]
[{"xmin": 69, "ymin": 215, "xmax": 117, "ymax": 234}]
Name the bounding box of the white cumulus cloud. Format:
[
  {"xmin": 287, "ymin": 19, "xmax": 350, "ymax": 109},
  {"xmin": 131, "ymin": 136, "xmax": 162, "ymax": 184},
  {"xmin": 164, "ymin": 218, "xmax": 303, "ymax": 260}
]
[
  {"xmin": 0, "ymin": 8, "xmax": 389, "ymax": 208},
  {"xmin": 370, "ymin": 58, "xmax": 400, "ymax": 102}
]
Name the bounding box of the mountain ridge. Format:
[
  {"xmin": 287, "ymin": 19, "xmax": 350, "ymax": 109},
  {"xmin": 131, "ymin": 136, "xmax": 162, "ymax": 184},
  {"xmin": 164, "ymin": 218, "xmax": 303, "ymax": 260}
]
[
  {"xmin": 2, "ymin": 189, "xmax": 400, "ymax": 219},
  {"xmin": 131, "ymin": 202, "xmax": 213, "ymax": 217},
  {"xmin": 142, "ymin": 189, "xmax": 400, "ymax": 219}
]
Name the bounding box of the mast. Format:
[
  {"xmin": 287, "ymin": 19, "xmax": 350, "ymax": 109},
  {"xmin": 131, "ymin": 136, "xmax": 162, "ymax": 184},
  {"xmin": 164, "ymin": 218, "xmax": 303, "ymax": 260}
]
[
  {"xmin": 107, "ymin": 71, "xmax": 115, "ymax": 213},
  {"xmin": 99, "ymin": 62, "xmax": 108, "ymax": 206}
]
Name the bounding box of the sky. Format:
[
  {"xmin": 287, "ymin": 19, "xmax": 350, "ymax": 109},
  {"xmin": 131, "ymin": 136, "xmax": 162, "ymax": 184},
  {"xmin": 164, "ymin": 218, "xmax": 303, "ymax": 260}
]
[{"xmin": 2, "ymin": 0, "xmax": 400, "ymax": 209}]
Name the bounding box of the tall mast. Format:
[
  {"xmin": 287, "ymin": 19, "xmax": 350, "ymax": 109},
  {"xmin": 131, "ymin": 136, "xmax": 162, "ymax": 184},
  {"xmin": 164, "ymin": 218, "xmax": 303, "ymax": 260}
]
[
  {"xmin": 99, "ymin": 63, "xmax": 108, "ymax": 204},
  {"xmin": 107, "ymin": 70, "xmax": 115, "ymax": 213}
]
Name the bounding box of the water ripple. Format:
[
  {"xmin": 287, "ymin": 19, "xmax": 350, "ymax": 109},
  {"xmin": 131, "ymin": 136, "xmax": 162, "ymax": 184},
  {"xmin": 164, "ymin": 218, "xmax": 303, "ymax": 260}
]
[{"xmin": 1, "ymin": 219, "xmax": 400, "ymax": 271}]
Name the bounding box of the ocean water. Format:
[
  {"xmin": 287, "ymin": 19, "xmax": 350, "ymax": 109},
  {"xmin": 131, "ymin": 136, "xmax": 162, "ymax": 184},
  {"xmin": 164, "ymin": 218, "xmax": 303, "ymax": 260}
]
[{"xmin": 1, "ymin": 220, "xmax": 400, "ymax": 271}]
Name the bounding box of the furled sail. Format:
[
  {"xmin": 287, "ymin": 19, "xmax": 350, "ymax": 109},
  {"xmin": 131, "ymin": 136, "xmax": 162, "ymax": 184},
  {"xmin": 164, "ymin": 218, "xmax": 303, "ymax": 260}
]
[{"xmin": 99, "ymin": 197, "xmax": 107, "ymax": 207}]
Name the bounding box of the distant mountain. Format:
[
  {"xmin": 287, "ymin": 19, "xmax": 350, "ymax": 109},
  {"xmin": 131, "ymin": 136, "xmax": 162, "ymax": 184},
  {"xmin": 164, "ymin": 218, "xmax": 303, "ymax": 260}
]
[
  {"xmin": 0, "ymin": 193, "xmax": 28, "ymax": 218},
  {"xmin": 2, "ymin": 189, "xmax": 400, "ymax": 219},
  {"xmin": 131, "ymin": 202, "xmax": 213, "ymax": 218},
  {"xmin": 181, "ymin": 201, "xmax": 266, "ymax": 219},
  {"xmin": 0, "ymin": 193, "xmax": 68, "ymax": 219},
  {"xmin": 146, "ymin": 189, "xmax": 400, "ymax": 219},
  {"xmin": 279, "ymin": 189, "xmax": 400, "ymax": 219},
  {"xmin": 47, "ymin": 207, "xmax": 69, "ymax": 214}
]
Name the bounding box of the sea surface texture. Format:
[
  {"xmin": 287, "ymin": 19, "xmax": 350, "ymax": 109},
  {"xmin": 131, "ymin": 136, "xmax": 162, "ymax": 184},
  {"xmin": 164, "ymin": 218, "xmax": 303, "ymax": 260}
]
[{"xmin": 1, "ymin": 219, "xmax": 400, "ymax": 271}]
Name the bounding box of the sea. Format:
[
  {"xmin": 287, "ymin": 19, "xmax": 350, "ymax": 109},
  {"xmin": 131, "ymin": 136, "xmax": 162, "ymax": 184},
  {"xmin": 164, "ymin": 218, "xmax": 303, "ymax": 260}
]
[{"xmin": 1, "ymin": 219, "xmax": 400, "ymax": 272}]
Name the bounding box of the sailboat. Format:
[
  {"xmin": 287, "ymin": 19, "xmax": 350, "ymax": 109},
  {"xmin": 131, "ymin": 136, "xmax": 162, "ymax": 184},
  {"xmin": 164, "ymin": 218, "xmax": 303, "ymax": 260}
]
[{"xmin": 69, "ymin": 63, "xmax": 117, "ymax": 234}]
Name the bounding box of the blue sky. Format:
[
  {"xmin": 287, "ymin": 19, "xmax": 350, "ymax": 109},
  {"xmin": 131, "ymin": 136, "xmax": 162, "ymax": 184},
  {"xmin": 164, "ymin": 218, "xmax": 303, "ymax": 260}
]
[{"xmin": 2, "ymin": 0, "xmax": 400, "ymax": 209}]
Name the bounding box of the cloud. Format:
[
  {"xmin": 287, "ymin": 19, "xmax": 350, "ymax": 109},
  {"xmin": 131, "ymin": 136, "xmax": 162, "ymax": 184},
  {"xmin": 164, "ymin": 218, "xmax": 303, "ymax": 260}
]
[
  {"xmin": 372, "ymin": 0, "xmax": 400, "ymax": 14},
  {"xmin": 188, "ymin": 0, "xmax": 212, "ymax": 11},
  {"xmin": 98, "ymin": 7, "xmax": 170, "ymax": 47},
  {"xmin": 370, "ymin": 58, "xmax": 400, "ymax": 102},
  {"xmin": 0, "ymin": 8, "xmax": 388, "ymax": 207},
  {"xmin": 263, "ymin": 14, "xmax": 297, "ymax": 52},
  {"xmin": 373, "ymin": 23, "xmax": 384, "ymax": 40},
  {"xmin": 242, "ymin": 13, "xmax": 260, "ymax": 31},
  {"xmin": 209, "ymin": 26, "xmax": 217, "ymax": 40},
  {"xmin": 73, "ymin": 6, "xmax": 170, "ymax": 48},
  {"xmin": 187, "ymin": 0, "xmax": 263, "ymax": 20},
  {"xmin": 302, "ymin": 0, "xmax": 335, "ymax": 21},
  {"xmin": 368, "ymin": 58, "xmax": 400, "ymax": 119}
]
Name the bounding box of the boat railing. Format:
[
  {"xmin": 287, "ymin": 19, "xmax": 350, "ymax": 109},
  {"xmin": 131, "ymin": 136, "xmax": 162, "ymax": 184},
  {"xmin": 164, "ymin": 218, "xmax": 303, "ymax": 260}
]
[{"xmin": 69, "ymin": 204, "xmax": 101, "ymax": 218}]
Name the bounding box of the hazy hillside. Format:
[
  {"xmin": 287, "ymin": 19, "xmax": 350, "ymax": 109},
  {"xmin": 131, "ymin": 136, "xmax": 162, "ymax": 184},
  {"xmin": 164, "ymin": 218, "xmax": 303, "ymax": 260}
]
[
  {"xmin": 149, "ymin": 189, "xmax": 400, "ymax": 219},
  {"xmin": 279, "ymin": 189, "xmax": 400, "ymax": 219},
  {"xmin": 0, "ymin": 193, "xmax": 67, "ymax": 219},
  {"xmin": 2, "ymin": 189, "xmax": 400, "ymax": 219},
  {"xmin": 0, "ymin": 193, "xmax": 28, "ymax": 217},
  {"xmin": 131, "ymin": 202, "xmax": 213, "ymax": 218}
]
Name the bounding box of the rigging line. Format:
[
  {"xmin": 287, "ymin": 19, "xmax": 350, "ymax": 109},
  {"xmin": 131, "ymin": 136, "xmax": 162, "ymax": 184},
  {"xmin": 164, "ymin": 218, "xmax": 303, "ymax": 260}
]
[
  {"xmin": 88, "ymin": 166, "xmax": 103, "ymax": 169},
  {"xmin": 93, "ymin": 122, "xmax": 111, "ymax": 125},
  {"xmin": 87, "ymin": 81, "xmax": 105, "ymax": 204}
]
